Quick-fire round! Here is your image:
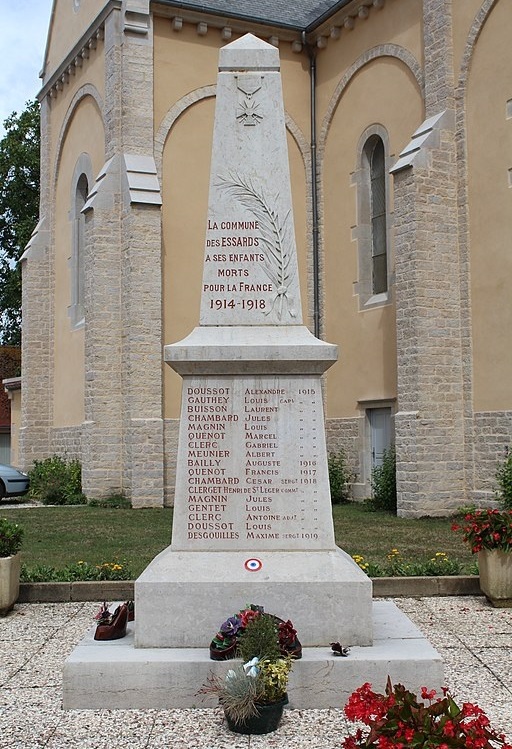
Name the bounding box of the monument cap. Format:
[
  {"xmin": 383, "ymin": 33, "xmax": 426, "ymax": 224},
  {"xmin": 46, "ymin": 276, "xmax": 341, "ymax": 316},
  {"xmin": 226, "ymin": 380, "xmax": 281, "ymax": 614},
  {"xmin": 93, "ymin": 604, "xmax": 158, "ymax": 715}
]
[{"xmin": 219, "ymin": 33, "xmax": 280, "ymax": 72}]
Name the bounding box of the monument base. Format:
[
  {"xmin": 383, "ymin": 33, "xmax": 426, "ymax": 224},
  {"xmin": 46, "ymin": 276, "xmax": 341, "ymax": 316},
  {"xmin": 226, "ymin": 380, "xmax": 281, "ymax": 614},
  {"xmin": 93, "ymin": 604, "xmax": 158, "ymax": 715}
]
[
  {"xmin": 63, "ymin": 600, "xmax": 443, "ymax": 710},
  {"xmin": 134, "ymin": 547, "xmax": 373, "ymax": 648}
]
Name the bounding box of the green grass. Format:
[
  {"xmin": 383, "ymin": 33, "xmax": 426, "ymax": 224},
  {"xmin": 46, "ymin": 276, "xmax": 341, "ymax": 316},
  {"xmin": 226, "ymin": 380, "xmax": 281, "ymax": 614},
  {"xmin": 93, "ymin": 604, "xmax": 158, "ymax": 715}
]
[
  {"xmin": 0, "ymin": 502, "xmax": 475, "ymax": 577},
  {"xmin": 332, "ymin": 503, "xmax": 475, "ymax": 572}
]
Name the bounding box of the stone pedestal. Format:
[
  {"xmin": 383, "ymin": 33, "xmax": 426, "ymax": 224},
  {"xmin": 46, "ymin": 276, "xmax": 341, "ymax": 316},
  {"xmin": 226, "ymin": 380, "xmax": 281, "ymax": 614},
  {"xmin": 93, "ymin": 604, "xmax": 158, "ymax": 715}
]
[{"xmin": 136, "ymin": 321, "xmax": 372, "ymax": 647}]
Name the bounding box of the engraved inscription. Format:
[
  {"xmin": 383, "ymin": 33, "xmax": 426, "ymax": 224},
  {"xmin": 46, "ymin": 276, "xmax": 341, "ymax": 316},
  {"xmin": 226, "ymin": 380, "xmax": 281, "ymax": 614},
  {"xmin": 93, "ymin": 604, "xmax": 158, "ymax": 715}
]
[
  {"xmin": 215, "ymin": 174, "xmax": 296, "ymax": 320},
  {"xmin": 173, "ymin": 377, "xmax": 331, "ymax": 550}
]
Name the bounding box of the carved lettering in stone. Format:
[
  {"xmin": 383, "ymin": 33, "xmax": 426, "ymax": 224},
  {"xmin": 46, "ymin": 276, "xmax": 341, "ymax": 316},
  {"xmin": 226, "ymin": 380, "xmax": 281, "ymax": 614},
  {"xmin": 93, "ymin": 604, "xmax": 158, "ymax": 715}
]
[{"xmin": 215, "ymin": 174, "xmax": 296, "ymax": 320}]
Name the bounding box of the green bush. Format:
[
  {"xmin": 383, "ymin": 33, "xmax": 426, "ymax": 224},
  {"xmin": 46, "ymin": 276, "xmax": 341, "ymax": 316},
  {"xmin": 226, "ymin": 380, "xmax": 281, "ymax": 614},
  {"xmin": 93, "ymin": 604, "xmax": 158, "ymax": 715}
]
[
  {"xmin": 328, "ymin": 448, "xmax": 354, "ymax": 504},
  {"xmin": 0, "ymin": 517, "xmax": 24, "ymax": 557},
  {"xmin": 367, "ymin": 446, "xmax": 397, "ymax": 513},
  {"xmin": 237, "ymin": 613, "xmax": 280, "ymax": 662},
  {"xmin": 352, "ymin": 550, "xmax": 464, "ymax": 578},
  {"xmin": 28, "ymin": 455, "xmax": 86, "ymax": 505},
  {"xmin": 496, "ymin": 447, "xmax": 512, "ymax": 509}
]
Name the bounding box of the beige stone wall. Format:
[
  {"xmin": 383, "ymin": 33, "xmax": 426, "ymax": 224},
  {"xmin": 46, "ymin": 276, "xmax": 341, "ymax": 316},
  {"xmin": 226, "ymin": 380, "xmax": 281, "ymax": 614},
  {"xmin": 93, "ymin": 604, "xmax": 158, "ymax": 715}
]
[
  {"xmin": 53, "ymin": 96, "xmax": 105, "ymax": 427},
  {"xmin": 7, "ymin": 388, "xmax": 21, "ymax": 468},
  {"xmin": 45, "ymin": 0, "xmax": 108, "ymax": 79},
  {"xmin": 466, "ymin": 0, "xmax": 512, "ymax": 411}
]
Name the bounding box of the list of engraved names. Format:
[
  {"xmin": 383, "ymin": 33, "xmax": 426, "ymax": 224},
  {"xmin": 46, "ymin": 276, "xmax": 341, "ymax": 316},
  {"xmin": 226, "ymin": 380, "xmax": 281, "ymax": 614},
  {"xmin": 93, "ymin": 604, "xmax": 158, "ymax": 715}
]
[{"xmin": 176, "ymin": 378, "xmax": 325, "ymax": 549}]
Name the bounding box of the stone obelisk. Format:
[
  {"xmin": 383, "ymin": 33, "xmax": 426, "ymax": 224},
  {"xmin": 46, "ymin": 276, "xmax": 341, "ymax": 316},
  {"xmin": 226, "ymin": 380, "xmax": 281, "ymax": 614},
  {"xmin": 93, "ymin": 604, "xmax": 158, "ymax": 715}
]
[{"xmin": 135, "ymin": 33, "xmax": 372, "ymax": 648}]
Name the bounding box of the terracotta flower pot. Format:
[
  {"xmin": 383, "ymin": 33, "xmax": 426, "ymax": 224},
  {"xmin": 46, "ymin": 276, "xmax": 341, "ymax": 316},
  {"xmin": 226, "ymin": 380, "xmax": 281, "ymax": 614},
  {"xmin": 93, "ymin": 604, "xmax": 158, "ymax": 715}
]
[
  {"xmin": 0, "ymin": 552, "xmax": 21, "ymax": 616},
  {"xmin": 478, "ymin": 549, "xmax": 512, "ymax": 607}
]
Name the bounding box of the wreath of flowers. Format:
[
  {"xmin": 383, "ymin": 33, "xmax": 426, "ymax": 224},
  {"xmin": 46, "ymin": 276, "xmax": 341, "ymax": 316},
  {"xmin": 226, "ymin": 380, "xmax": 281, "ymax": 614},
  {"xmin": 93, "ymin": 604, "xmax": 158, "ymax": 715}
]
[{"xmin": 209, "ymin": 603, "xmax": 301, "ymax": 660}]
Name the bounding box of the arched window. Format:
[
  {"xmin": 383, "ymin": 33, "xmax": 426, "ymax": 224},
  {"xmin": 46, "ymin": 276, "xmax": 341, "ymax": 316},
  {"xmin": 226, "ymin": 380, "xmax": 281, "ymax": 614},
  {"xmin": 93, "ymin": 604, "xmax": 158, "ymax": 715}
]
[
  {"xmin": 74, "ymin": 174, "xmax": 88, "ymax": 318},
  {"xmin": 355, "ymin": 128, "xmax": 392, "ymax": 308},
  {"xmin": 366, "ymin": 136, "xmax": 387, "ymax": 294},
  {"xmin": 69, "ymin": 154, "xmax": 92, "ymax": 327}
]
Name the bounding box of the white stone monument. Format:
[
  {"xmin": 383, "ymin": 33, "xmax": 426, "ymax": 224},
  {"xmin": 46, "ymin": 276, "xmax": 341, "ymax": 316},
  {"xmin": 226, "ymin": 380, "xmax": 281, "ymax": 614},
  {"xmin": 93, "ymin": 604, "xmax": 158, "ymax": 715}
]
[
  {"xmin": 63, "ymin": 34, "xmax": 443, "ymax": 710},
  {"xmin": 135, "ymin": 33, "xmax": 372, "ymax": 648}
]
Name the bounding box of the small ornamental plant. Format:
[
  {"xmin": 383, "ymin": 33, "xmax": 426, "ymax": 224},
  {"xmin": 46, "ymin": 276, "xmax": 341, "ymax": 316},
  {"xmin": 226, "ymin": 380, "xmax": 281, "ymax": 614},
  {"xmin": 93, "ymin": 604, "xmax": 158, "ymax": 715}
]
[
  {"xmin": 0, "ymin": 517, "xmax": 24, "ymax": 557},
  {"xmin": 201, "ymin": 654, "xmax": 292, "ymax": 726},
  {"xmin": 452, "ymin": 509, "xmax": 512, "ymax": 553},
  {"xmin": 343, "ymin": 678, "xmax": 512, "ymax": 749}
]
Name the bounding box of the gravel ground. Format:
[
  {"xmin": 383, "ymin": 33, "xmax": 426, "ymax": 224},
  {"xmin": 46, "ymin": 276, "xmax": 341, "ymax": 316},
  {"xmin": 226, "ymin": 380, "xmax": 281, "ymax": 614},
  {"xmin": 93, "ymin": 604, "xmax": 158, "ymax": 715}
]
[{"xmin": 0, "ymin": 596, "xmax": 511, "ymax": 748}]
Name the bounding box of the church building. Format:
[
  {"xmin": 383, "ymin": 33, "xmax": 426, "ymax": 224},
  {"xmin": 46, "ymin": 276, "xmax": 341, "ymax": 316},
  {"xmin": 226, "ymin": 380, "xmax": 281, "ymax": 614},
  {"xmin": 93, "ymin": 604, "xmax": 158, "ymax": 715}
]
[{"xmin": 20, "ymin": 0, "xmax": 512, "ymax": 515}]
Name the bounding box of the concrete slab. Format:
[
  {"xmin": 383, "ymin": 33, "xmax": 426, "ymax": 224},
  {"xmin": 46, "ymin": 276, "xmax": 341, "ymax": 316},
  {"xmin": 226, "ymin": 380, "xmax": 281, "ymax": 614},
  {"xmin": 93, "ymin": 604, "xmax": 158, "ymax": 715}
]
[{"xmin": 63, "ymin": 600, "xmax": 443, "ymax": 710}]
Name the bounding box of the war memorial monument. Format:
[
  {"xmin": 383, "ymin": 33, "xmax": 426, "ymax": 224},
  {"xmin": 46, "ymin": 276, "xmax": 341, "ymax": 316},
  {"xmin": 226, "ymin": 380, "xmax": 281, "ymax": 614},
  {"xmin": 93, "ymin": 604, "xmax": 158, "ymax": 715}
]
[{"xmin": 63, "ymin": 33, "xmax": 442, "ymax": 710}]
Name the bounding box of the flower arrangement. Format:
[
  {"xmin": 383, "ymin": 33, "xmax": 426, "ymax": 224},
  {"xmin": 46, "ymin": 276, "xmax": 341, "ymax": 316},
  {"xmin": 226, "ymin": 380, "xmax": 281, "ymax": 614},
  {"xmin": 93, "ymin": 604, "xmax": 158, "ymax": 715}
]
[
  {"xmin": 452, "ymin": 509, "xmax": 512, "ymax": 553},
  {"xmin": 203, "ymin": 604, "xmax": 298, "ymax": 734},
  {"xmin": 201, "ymin": 653, "xmax": 292, "ymax": 729},
  {"xmin": 0, "ymin": 517, "xmax": 24, "ymax": 557},
  {"xmin": 210, "ymin": 603, "xmax": 301, "ymax": 660},
  {"xmin": 343, "ymin": 678, "xmax": 512, "ymax": 749}
]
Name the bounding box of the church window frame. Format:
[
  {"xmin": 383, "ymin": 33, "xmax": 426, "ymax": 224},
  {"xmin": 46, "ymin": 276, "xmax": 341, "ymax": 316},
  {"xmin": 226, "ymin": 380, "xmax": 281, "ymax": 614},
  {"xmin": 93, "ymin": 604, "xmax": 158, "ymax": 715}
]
[
  {"xmin": 354, "ymin": 126, "xmax": 393, "ymax": 309},
  {"xmin": 69, "ymin": 154, "xmax": 92, "ymax": 328}
]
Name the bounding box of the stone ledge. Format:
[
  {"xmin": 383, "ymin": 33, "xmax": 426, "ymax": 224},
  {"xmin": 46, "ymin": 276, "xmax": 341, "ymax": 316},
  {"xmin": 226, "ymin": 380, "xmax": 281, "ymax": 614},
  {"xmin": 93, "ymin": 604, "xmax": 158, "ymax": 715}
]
[{"xmin": 18, "ymin": 576, "xmax": 481, "ymax": 603}]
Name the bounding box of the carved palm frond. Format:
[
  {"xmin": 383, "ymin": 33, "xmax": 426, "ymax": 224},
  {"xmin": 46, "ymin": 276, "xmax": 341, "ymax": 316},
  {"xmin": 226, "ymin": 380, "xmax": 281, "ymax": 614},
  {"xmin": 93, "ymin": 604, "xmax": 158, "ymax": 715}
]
[{"xmin": 216, "ymin": 173, "xmax": 296, "ymax": 319}]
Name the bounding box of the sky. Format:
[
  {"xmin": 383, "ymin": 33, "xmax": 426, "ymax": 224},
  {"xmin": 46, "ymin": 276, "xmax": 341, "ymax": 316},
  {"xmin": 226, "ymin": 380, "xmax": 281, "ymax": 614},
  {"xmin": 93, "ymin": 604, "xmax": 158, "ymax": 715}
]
[{"xmin": 0, "ymin": 0, "xmax": 54, "ymax": 137}]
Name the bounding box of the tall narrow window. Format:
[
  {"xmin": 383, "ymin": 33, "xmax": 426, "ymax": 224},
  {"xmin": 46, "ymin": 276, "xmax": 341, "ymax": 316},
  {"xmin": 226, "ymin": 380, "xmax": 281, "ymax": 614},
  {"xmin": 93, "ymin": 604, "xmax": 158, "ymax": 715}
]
[
  {"xmin": 74, "ymin": 174, "xmax": 88, "ymax": 320},
  {"xmin": 356, "ymin": 129, "xmax": 391, "ymax": 308},
  {"xmin": 69, "ymin": 154, "xmax": 92, "ymax": 327},
  {"xmin": 367, "ymin": 137, "xmax": 387, "ymax": 294}
]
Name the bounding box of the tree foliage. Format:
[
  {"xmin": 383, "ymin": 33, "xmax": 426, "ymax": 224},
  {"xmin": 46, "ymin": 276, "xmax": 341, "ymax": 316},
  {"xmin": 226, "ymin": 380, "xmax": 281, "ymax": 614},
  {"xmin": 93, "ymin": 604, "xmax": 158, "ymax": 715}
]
[{"xmin": 0, "ymin": 101, "xmax": 40, "ymax": 344}]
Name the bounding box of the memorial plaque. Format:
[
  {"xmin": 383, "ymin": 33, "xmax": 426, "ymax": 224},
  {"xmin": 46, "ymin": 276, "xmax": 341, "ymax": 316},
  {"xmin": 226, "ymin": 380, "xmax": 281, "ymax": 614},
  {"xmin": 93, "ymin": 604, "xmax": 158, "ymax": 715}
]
[
  {"xmin": 172, "ymin": 375, "xmax": 335, "ymax": 551},
  {"xmin": 65, "ymin": 34, "xmax": 442, "ymax": 709}
]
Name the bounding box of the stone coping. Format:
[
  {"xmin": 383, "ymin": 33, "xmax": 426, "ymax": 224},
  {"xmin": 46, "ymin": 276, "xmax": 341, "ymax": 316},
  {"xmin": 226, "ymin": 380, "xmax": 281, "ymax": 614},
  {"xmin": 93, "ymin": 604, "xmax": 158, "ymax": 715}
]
[{"xmin": 18, "ymin": 575, "xmax": 481, "ymax": 603}]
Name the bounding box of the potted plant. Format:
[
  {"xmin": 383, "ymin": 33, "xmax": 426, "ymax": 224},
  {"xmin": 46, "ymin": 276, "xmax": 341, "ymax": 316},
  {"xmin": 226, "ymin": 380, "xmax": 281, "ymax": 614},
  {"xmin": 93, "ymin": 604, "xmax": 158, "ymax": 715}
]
[
  {"xmin": 203, "ymin": 605, "xmax": 295, "ymax": 734},
  {"xmin": 343, "ymin": 677, "xmax": 512, "ymax": 749},
  {"xmin": 452, "ymin": 509, "xmax": 512, "ymax": 606},
  {"xmin": 0, "ymin": 517, "xmax": 24, "ymax": 616}
]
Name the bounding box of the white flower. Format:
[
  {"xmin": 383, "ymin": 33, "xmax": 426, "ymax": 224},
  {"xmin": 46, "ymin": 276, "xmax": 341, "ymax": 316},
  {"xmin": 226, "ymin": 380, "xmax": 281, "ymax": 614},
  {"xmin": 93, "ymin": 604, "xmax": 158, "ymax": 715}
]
[{"xmin": 243, "ymin": 657, "xmax": 260, "ymax": 678}]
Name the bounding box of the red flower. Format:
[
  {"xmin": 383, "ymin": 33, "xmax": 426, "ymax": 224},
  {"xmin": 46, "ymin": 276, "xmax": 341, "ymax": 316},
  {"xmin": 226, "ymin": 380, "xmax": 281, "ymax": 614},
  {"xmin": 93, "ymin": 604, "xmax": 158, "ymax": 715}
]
[
  {"xmin": 421, "ymin": 686, "xmax": 437, "ymax": 701},
  {"xmin": 443, "ymin": 719, "xmax": 456, "ymax": 737},
  {"xmin": 238, "ymin": 608, "xmax": 260, "ymax": 628}
]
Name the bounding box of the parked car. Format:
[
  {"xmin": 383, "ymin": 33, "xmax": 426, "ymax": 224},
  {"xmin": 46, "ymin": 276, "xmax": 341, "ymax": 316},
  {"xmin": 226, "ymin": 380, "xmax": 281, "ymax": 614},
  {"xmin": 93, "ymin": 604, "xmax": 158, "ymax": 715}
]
[{"xmin": 0, "ymin": 464, "xmax": 30, "ymax": 500}]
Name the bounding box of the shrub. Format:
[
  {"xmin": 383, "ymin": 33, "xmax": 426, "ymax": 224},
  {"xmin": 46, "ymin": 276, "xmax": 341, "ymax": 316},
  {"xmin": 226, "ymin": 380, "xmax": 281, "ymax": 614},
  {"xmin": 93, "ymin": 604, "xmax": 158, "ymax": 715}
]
[
  {"xmin": 0, "ymin": 517, "xmax": 24, "ymax": 557},
  {"xmin": 28, "ymin": 455, "xmax": 86, "ymax": 505},
  {"xmin": 328, "ymin": 449, "xmax": 354, "ymax": 504},
  {"xmin": 496, "ymin": 447, "xmax": 512, "ymax": 509},
  {"xmin": 367, "ymin": 446, "xmax": 396, "ymax": 513},
  {"xmin": 237, "ymin": 612, "xmax": 281, "ymax": 662}
]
